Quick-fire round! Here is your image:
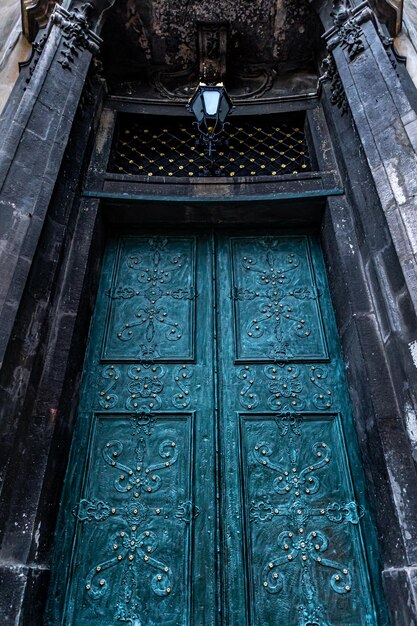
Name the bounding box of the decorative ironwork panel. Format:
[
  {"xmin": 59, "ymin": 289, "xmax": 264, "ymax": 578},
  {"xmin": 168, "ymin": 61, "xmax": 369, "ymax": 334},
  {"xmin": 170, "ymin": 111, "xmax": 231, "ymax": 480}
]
[
  {"xmin": 236, "ymin": 363, "xmax": 335, "ymax": 412},
  {"xmin": 102, "ymin": 236, "xmax": 197, "ymax": 362},
  {"xmin": 230, "ymin": 236, "xmax": 328, "ymax": 362},
  {"xmin": 241, "ymin": 412, "xmax": 375, "ymax": 626},
  {"xmin": 216, "ymin": 232, "xmax": 381, "ymax": 625},
  {"xmin": 96, "ymin": 363, "xmax": 194, "ymax": 413},
  {"xmin": 110, "ymin": 115, "xmax": 312, "ymax": 178},
  {"xmin": 47, "ymin": 233, "xmax": 218, "ymax": 626},
  {"xmin": 68, "ymin": 412, "xmax": 193, "ymax": 625}
]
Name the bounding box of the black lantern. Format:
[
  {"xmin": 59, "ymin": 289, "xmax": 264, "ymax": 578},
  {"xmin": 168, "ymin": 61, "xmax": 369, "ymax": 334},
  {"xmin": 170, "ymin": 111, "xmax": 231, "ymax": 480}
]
[{"xmin": 187, "ymin": 82, "xmax": 234, "ymax": 170}]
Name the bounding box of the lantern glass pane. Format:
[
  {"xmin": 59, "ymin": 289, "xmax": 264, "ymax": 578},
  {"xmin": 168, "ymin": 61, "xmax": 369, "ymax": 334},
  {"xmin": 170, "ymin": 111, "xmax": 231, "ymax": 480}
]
[
  {"xmin": 219, "ymin": 95, "xmax": 232, "ymax": 123},
  {"xmin": 191, "ymin": 94, "xmax": 205, "ymax": 123},
  {"xmin": 203, "ymin": 90, "xmax": 221, "ymax": 116}
]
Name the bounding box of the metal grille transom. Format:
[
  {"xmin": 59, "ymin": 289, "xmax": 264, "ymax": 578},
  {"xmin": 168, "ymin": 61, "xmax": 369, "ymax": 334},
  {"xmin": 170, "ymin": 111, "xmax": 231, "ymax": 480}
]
[{"xmin": 110, "ymin": 114, "xmax": 312, "ymax": 178}]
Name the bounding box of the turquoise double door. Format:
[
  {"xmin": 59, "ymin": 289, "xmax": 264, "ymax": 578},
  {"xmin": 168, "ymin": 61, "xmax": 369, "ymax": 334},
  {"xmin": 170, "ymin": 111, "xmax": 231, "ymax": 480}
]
[{"xmin": 47, "ymin": 230, "xmax": 382, "ymax": 625}]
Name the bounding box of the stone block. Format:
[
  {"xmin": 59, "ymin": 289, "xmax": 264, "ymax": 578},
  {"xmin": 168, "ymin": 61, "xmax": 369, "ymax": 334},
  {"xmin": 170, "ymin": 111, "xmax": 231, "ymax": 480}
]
[
  {"xmin": 383, "ymin": 567, "xmax": 417, "ymax": 625},
  {"xmin": 0, "ymin": 563, "xmax": 28, "ymax": 626}
]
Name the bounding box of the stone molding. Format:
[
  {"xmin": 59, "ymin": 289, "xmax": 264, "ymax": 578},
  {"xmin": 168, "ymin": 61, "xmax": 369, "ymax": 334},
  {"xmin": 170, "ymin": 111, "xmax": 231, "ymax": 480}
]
[
  {"xmin": 323, "ymin": 0, "xmax": 375, "ymax": 60},
  {"xmin": 51, "ymin": 3, "xmax": 101, "ymax": 70},
  {"xmin": 319, "ymin": 54, "xmax": 349, "ymax": 115}
]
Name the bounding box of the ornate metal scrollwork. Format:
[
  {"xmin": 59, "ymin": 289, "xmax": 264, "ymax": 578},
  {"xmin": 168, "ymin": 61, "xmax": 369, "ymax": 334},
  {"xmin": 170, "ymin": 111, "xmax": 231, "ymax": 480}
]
[
  {"xmin": 172, "ymin": 364, "xmax": 193, "ymax": 409},
  {"xmin": 126, "ymin": 364, "xmax": 166, "ymax": 412},
  {"xmin": 233, "ymin": 245, "xmax": 317, "ymax": 359},
  {"xmin": 250, "ymin": 416, "xmax": 365, "ymax": 624},
  {"xmin": 98, "ymin": 364, "xmax": 121, "ymax": 409},
  {"xmin": 73, "ymin": 431, "xmax": 178, "ymax": 623},
  {"xmin": 237, "ymin": 366, "xmax": 259, "ymax": 410},
  {"xmin": 112, "ymin": 237, "xmax": 196, "ymax": 358}
]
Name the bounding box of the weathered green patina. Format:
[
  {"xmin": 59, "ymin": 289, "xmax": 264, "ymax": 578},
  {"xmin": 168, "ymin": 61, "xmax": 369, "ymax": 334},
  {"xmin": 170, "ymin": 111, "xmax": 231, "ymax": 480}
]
[{"xmin": 46, "ymin": 231, "xmax": 381, "ymax": 625}]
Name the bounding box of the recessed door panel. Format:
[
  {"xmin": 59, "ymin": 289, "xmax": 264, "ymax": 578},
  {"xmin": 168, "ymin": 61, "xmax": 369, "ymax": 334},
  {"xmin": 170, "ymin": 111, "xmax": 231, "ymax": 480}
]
[
  {"xmin": 102, "ymin": 236, "xmax": 197, "ymax": 362},
  {"xmin": 69, "ymin": 412, "xmax": 193, "ymax": 625},
  {"xmin": 230, "ymin": 236, "xmax": 328, "ymax": 362},
  {"xmin": 240, "ymin": 412, "xmax": 374, "ymax": 626}
]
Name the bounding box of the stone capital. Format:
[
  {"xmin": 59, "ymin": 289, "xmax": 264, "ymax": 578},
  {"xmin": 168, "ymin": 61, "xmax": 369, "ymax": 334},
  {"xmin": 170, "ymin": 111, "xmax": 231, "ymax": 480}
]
[
  {"xmin": 51, "ymin": 3, "xmax": 102, "ymax": 70},
  {"xmin": 323, "ymin": 0, "xmax": 376, "ymax": 60}
]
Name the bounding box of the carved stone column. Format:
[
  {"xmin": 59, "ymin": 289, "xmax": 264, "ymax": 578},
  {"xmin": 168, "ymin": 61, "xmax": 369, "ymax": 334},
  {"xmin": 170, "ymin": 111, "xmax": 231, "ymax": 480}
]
[
  {"xmin": 0, "ymin": 3, "xmax": 102, "ymax": 624},
  {"xmin": 318, "ymin": 0, "xmax": 417, "ymax": 622}
]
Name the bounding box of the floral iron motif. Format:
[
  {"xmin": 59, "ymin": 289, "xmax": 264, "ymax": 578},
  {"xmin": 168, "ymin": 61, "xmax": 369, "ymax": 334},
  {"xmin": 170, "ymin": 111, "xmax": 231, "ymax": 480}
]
[
  {"xmin": 250, "ymin": 415, "xmax": 364, "ymax": 625},
  {"xmin": 231, "ymin": 237, "xmax": 327, "ymax": 363},
  {"xmin": 98, "ymin": 364, "xmax": 121, "ymax": 410},
  {"xmin": 97, "ymin": 364, "xmax": 194, "ymax": 413},
  {"xmin": 126, "ymin": 363, "xmax": 166, "ymax": 412},
  {"xmin": 112, "ymin": 238, "xmax": 196, "ymax": 357},
  {"xmin": 265, "ymin": 364, "xmax": 333, "ymax": 412},
  {"xmin": 232, "ymin": 239, "xmax": 322, "ymax": 360},
  {"xmin": 237, "ymin": 366, "xmax": 259, "ymax": 409},
  {"xmin": 72, "ymin": 428, "xmax": 179, "ymax": 623},
  {"xmin": 237, "ymin": 365, "xmax": 334, "ymax": 412},
  {"xmin": 172, "ymin": 364, "xmax": 193, "ymax": 409}
]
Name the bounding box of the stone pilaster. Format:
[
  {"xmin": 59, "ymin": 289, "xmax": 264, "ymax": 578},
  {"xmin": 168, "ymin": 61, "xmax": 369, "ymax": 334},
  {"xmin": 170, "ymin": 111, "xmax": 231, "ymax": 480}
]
[
  {"xmin": 319, "ymin": 2, "xmax": 417, "ymax": 622},
  {"xmin": 0, "ymin": 1, "xmax": 101, "ymax": 371},
  {"xmin": 0, "ymin": 4, "xmax": 102, "ymax": 624}
]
